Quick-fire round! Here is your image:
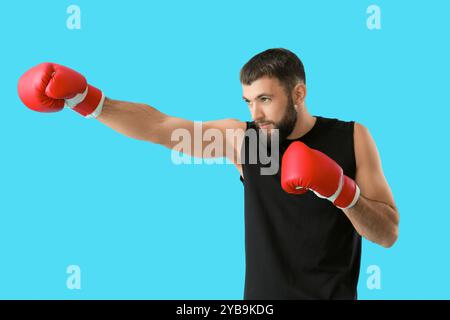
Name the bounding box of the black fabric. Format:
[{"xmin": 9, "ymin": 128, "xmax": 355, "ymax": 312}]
[{"xmin": 240, "ymin": 116, "xmax": 361, "ymax": 300}]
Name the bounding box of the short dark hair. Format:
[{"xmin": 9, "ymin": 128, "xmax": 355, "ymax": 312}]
[{"xmin": 240, "ymin": 48, "xmax": 306, "ymax": 95}]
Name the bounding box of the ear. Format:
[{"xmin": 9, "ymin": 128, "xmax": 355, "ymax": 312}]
[{"xmin": 293, "ymin": 83, "xmax": 307, "ymax": 104}]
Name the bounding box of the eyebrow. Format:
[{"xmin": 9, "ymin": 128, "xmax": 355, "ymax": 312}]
[{"xmin": 242, "ymin": 93, "xmax": 274, "ymax": 101}]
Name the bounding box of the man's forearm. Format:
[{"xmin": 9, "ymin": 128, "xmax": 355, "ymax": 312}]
[
  {"xmin": 97, "ymin": 98, "xmax": 168, "ymax": 143},
  {"xmin": 342, "ymin": 195, "xmax": 399, "ymax": 248}
]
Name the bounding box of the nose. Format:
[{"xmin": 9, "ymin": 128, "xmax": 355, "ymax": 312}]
[{"xmin": 250, "ymin": 102, "xmax": 265, "ymax": 122}]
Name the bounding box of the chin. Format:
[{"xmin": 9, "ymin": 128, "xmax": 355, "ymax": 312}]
[{"xmin": 261, "ymin": 127, "xmax": 280, "ymax": 141}]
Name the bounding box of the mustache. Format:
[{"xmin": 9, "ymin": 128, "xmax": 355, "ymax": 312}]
[{"xmin": 255, "ymin": 121, "xmax": 275, "ymax": 127}]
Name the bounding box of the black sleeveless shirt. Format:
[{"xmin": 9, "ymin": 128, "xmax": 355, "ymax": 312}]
[{"xmin": 240, "ymin": 116, "xmax": 361, "ymax": 300}]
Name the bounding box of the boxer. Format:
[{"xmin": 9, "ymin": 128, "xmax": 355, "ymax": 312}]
[{"xmin": 18, "ymin": 48, "xmax": 399, "ymax": 300}]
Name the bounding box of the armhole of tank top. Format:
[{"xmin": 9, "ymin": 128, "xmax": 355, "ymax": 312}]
[
  {"xmin": 349, "ymin": 121, "xmax": 357, "ymax": 175},
  {"xmin": 239, "ymin": 121, "xmax": 253, "ymax": 183}
]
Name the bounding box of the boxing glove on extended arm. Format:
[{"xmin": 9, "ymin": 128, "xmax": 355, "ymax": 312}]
[
  {"xmin": 18, "ymin": 62, "xmax": 105, "ymax": 118},
  {"xmin": 281, "ymin": 141, "xmax": 360, "ymax": 209}
]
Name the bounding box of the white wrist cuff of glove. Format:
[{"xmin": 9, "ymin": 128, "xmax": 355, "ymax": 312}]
[
  {"xmin": 312, "ymin": 169, "xmax": 360, "ymax": 210},
  {"xmin": 64, "ymin": 87, "xmax": 105, "ymax": 119},
  {"xmin": 337, "ymin": 184, "xmax": 360, "ymax": 210},
  {"xmin": 86, "ymin": 92, "xmax": 105, "ymax": 119}
]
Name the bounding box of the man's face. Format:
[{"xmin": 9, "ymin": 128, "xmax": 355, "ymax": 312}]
[{"xmin": 242, "ymin": 76, "xmax": 297, "ymax": 142}]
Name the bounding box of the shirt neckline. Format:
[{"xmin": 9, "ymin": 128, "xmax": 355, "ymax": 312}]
[{"xmin": 283, "ymin": 115, "xmax": 321, "ymax": 145}]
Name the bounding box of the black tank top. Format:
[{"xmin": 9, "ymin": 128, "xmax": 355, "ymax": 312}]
[{"xmin": 240, "ymin": 116, "xmax": 361, "ymax": 300}]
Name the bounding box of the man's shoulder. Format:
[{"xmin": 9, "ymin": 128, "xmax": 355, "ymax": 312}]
[{"xmin": 315, "ymin": 115, "xmax": 356, "ymax": 132}]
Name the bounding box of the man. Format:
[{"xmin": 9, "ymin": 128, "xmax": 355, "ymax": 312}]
[{"xmin": 17, "ymin": 48, "xmax": 399, "ymax": 299}]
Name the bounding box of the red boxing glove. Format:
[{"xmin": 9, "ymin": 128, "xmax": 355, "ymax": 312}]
[
  {"xmin": 281, "ymin": 141, "xmax": 360, "ymax": 209},
  {"xmin": 18, "ymin": 62, "xmax": 105, "ymax": 118}
]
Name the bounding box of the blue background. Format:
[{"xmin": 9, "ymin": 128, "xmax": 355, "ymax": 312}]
[{"xmin": 0, "ymin": 0, "xmax": 448, "ymax": 299}]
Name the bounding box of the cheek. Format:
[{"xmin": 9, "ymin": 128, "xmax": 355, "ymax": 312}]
[{"xmin": 267, "ymin": 104, "xmax": 286, "ymax": 123}]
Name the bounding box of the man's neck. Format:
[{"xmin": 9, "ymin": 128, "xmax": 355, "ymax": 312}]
[{"xmin": 287, "ymin": 104, "xmax": 316, "ymax": 140}]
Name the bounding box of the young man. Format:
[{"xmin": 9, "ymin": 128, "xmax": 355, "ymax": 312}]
[{"xmin": 18, "ymin": 48, "xmax": 399, "ymax": 299}]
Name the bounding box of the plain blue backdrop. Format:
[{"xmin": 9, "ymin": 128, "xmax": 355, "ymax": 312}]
[{"xmin": 1, "ymin": 0, "xmax": 449, "ymax": 299}]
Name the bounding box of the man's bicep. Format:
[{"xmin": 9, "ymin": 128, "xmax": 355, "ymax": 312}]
[{"xmin": 354, "ymin": 123, "xmax": 396, "ymax": 208}]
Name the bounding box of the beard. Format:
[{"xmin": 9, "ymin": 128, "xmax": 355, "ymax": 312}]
[{"xmin": 255, "ymin": 95, "xmax": 298, "ymax": 146}]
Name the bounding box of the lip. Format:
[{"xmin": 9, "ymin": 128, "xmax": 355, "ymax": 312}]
[{"xmin": 259, "ymin": 123, "xmax": 272, "ymax": 129}]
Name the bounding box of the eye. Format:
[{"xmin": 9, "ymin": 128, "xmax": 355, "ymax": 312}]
[{"xmin": 261, "ymin": 97, "xmax": 271, "ymax": 103}]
